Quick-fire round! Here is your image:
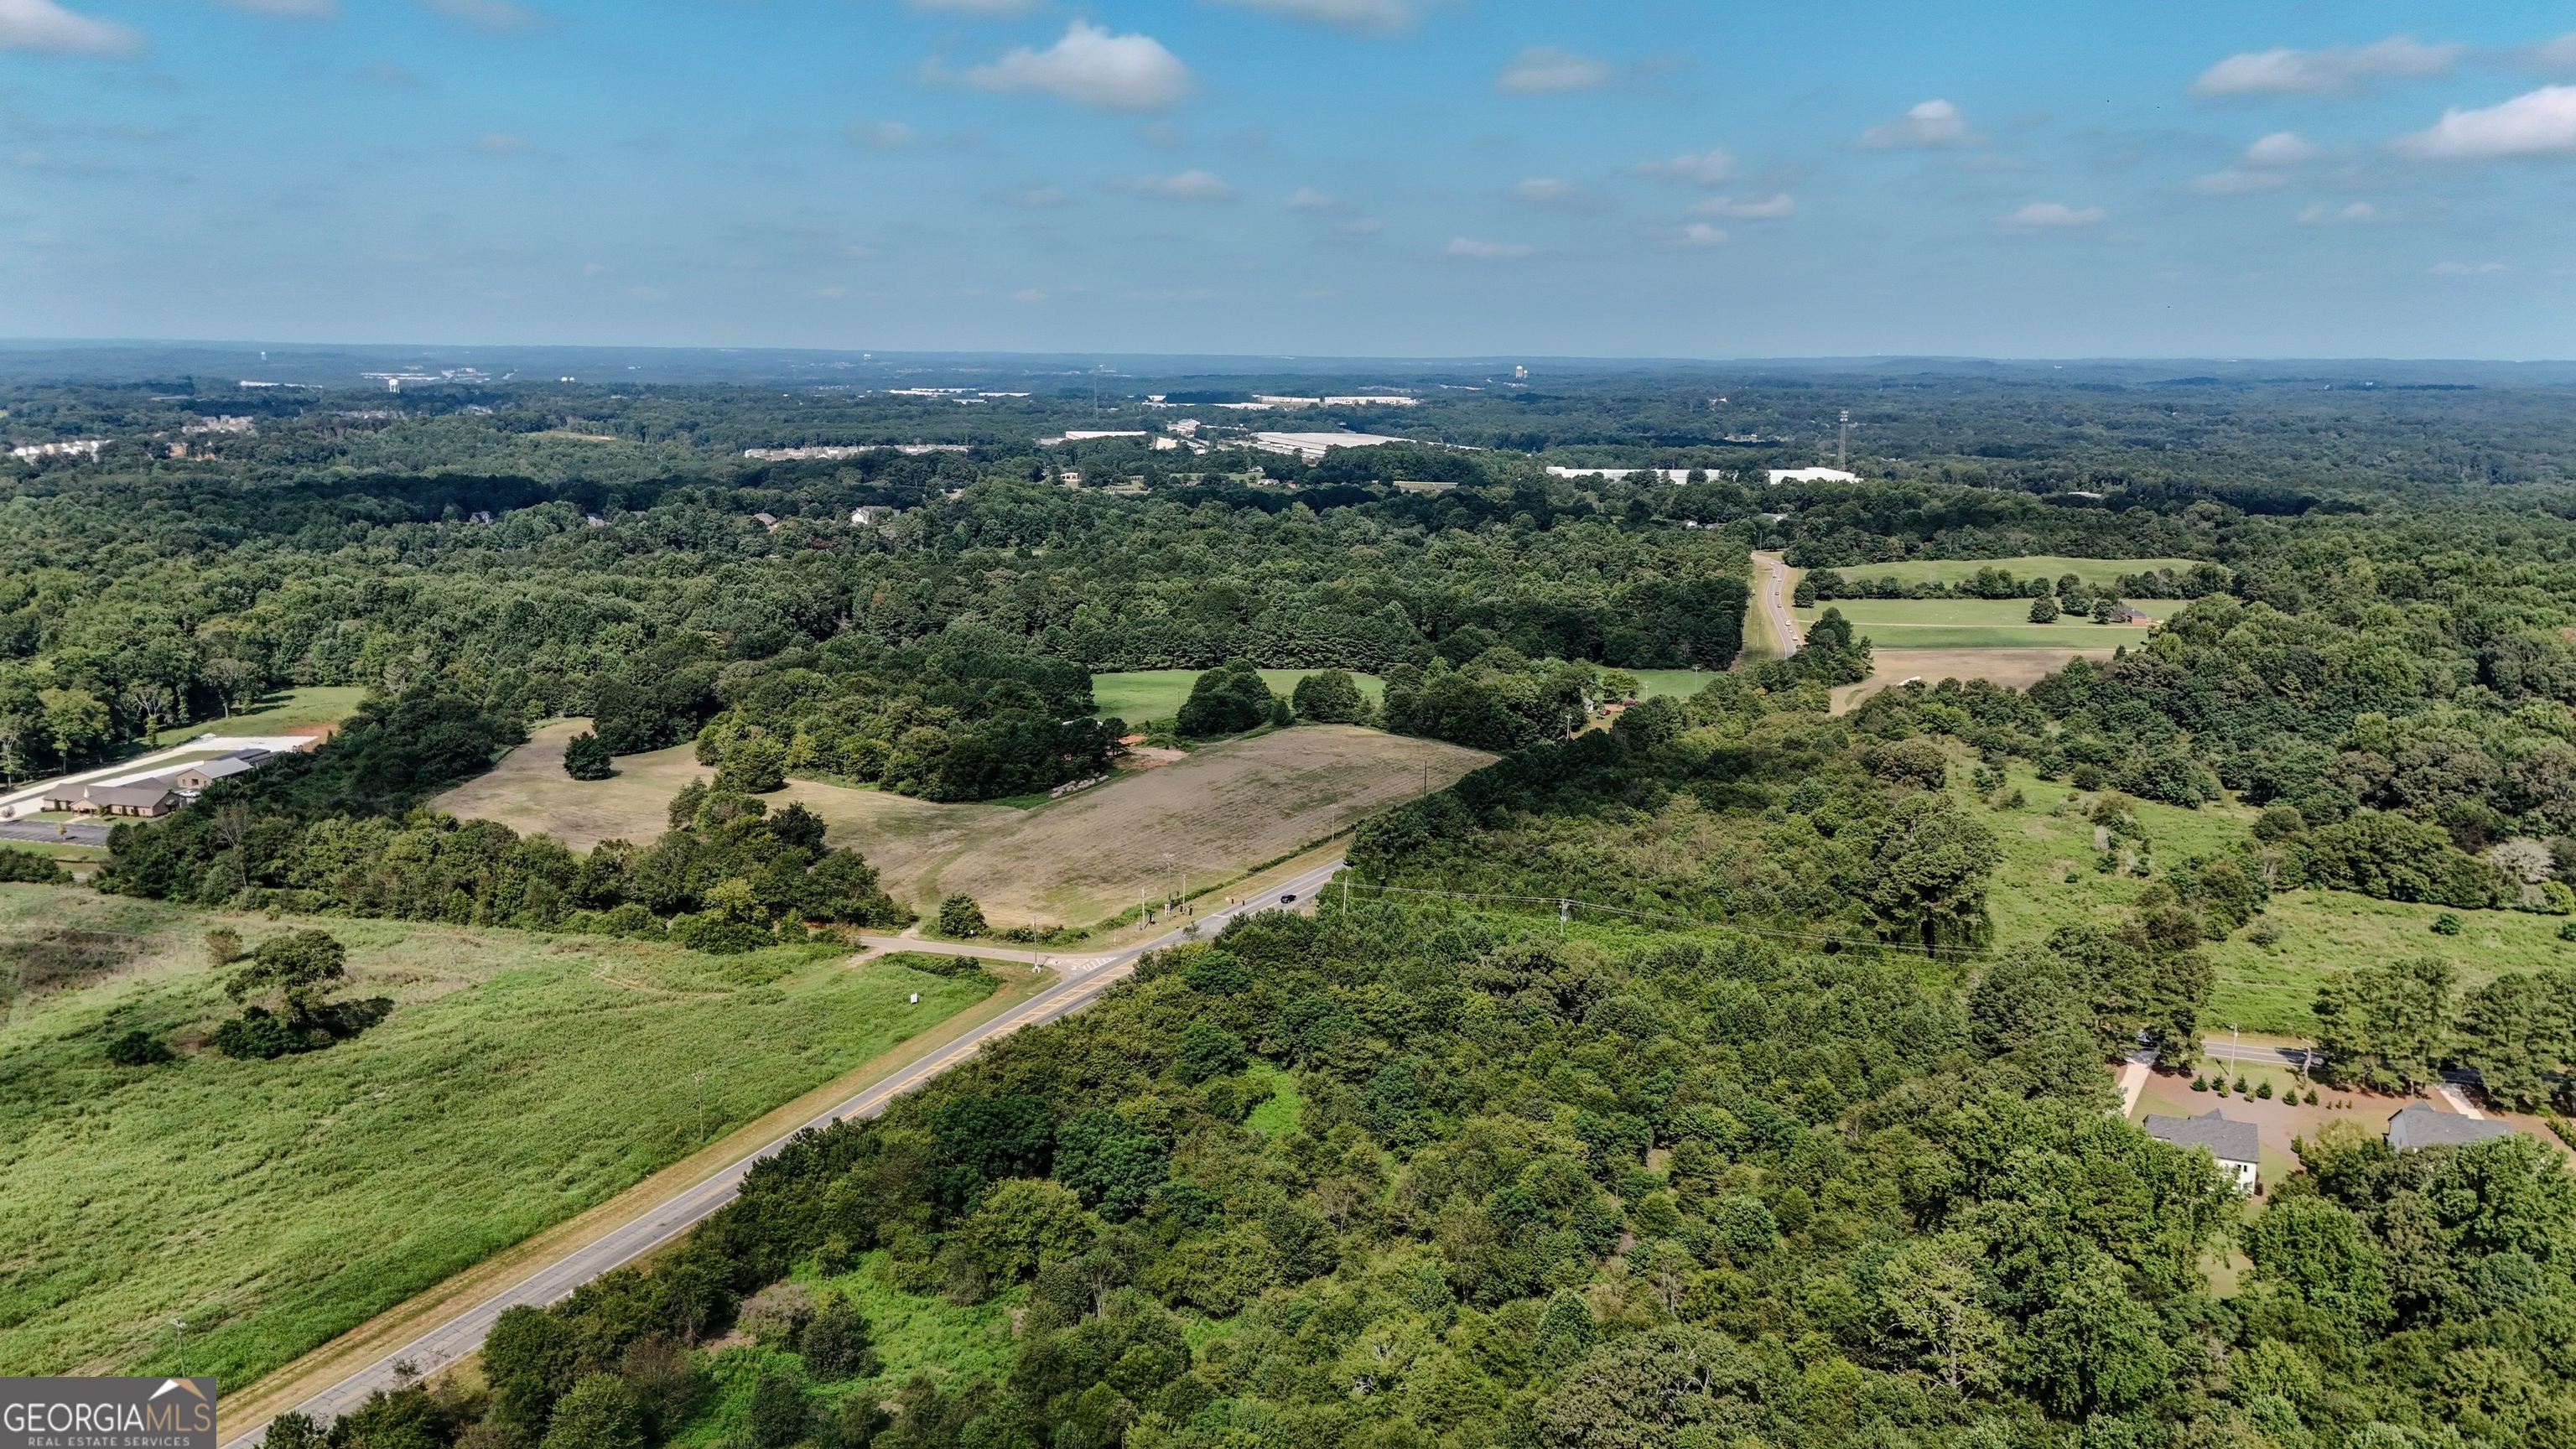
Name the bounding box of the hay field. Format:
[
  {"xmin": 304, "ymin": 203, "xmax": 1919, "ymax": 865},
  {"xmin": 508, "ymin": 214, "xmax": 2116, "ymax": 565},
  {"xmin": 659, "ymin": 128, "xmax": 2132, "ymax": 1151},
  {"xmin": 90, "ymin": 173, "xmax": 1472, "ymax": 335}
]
[
  {"xmin": 434, "ymin": 722, "xmax": 1491, "ymax": 927},
  {"xmin": 0, "ymin": 883, "xmax": 992, "ymax": 1389},
  {"xmin": 1828, "ymin": 646, "xmax": 2119, "ymax": 714}
]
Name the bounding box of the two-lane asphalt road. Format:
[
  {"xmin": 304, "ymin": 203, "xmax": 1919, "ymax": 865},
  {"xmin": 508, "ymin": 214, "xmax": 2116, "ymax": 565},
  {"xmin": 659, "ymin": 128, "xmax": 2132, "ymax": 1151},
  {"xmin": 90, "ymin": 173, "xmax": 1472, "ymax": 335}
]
[
  {"xmin": 1748, "ymin": 550, "xmax": 1801, "ymax": 659},
  {"xmin": 216, "ymin": 856, "xmax": 1348, "ymax": 1449}
]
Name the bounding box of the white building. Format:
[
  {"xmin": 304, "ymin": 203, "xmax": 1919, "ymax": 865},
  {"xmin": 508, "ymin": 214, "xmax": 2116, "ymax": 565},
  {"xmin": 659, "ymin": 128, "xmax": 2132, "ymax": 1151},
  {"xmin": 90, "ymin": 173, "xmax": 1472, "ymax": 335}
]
[
  {"xmin": 1249, "ymin": 431, "xmax": 1409, "ymax": 461},
  {"xmin": 1767, "ymin": 467, "xmax": 1862, "ymax": 485}
]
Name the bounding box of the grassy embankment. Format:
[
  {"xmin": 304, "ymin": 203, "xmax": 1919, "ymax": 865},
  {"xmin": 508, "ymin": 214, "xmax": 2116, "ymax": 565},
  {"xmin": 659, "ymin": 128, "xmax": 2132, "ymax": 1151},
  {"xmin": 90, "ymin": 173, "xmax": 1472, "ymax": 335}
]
[{"xmin": 0, "ymin": 883, "xmax": 994, "ymax": 1389}]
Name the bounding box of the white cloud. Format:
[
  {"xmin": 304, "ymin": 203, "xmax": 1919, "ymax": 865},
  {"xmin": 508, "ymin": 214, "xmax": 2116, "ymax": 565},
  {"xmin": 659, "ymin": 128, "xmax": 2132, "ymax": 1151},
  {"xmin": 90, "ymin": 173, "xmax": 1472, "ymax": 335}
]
[
  {"xmin": 1286, "ymin": 186, "xmax": 1352, "ymax": 214},
  {"xmin": 2191, "ymin": 35, "xmax": 2459, "ymax": 96},
  {"xmin": 476, "ymin": 132, "xmax": 532, "ymax": 153},
  {"xmin": 223, "ymin": 0, "xmax": 336, "ymax": 15},
  {"xmin": 0, "ymin": 0, "xmax": 143, "ymax": 55},
  {"xmin": 950, "ymin": 21, "xmax": 1195, "ymax": 112},
  {"xmin": 1690, "ymin": 192, "xmax": 1793, "ymax": 219},
  {"xmin": 2189, "ymin": 169, "xmax": 2287, "ymax": 195},
  {"xmin": 2531, "ymin": 33, "xmax": 2576, "ymax": 70},
  {"xmin": 1857, "ymin": 99, "xmax": 1967, "ymax": 149},
  {"xmin": 1513, "ymin": 177, "xmax": 1601, "ymax": 210},
  {"xmin": 1639, "ymin": 146, "xmax": 1736, "ymax": 184},
  {"xmin": 1011, "ymin": 185, "xmax": 1070, "ymax": 208},
  {"xmin": 1669, "ymin": 222, "xmax": 1728, "ymax": 249},
  {"xmin": 2432, "ymin": 260, "xmax": 2506, "ymax": 275},
  {"xmin": 2298, "ymin": 200, "xmax": 2377, "ymax": 225},
  {"xmin": 419, "ymin": 0, "xmax": 543, "ymax": 29},
  {"xmin": 2002, "ymin": 201, "xmax": 2105, "ymax": 226},
  {"xmin": 906, "ymin": 0, "xmax": 1044, "ymax": 14},
  {"xmin": 1446, "ymin": 236, "xmax": 1531, "ymax": 258},
  {"xmin": 2394, "ymin": 86, "xmax": 2576, "ymax": 160},
  {"xmin": 1104, "ymin": 169, "xmax": 1235, "ymax": 201},
  {"xmin": 1496, "ymin": 46, "xmax": 1612, "ymax": 95},
  {"xmin": 2244, "ymin": 131, "xmax": 2321, "ymax": 165},
  {"xmin": 1210, "ymin": 0, "xmax": 1411, "ymax": 34},
  {"xmin": 853, "ymin": 122, "xmax": 920, "ymax": 149}
]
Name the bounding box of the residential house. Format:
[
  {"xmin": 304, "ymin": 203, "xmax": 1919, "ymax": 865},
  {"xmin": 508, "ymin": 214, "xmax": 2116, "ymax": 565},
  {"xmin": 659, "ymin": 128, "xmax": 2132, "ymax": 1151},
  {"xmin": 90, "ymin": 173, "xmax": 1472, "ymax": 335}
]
[
  {"xmin": 2142, "ymin": 1108, "xmax": 2261, "ymax": 1190},
  {"xmin": 2386, "ymin": 1103, "xmax": 2516, "ymax": 1153}
]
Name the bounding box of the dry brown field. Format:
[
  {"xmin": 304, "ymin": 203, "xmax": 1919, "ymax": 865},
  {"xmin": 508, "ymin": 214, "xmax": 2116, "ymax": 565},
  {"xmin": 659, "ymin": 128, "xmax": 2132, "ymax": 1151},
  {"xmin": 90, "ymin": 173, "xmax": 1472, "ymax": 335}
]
[{"xmin": 432, "ymin": 721, "xmax": 1491, "ymax": 927}]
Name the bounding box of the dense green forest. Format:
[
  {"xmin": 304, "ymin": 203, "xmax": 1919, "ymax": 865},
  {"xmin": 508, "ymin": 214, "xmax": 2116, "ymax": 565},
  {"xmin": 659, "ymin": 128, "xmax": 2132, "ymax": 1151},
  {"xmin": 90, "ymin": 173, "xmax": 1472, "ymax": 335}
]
[{"xmin": 270, "ymin": 696, "xmax": 2576, "ymax": 1449}]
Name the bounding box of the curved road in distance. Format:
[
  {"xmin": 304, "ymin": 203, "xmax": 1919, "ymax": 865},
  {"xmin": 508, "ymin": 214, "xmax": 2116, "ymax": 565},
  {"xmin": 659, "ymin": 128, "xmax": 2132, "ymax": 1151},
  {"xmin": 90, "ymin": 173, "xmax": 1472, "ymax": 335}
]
[
  {"xmin": 1748, "ymin": 551, "xmax": 1802, "ymax": 659},
  {"xmin": 216, "ymin": 856, "xmax": 1348, "ymax": 1449}
]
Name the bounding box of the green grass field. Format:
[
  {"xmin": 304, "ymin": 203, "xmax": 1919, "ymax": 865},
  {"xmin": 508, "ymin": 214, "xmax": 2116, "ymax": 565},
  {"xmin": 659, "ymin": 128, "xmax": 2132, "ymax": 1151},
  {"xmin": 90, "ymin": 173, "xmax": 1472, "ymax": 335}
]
[
  {"xmin": 0, "ymin": 884, "xmax": 992, "ymax": 1388},
  {"xmin": 1975, "ymin": 759, "xmax": 2571, "ymax": 1039},
  {"xmin": 150, "ymin": 687, "xmax": 371, "ymax": 746},
  {"xmin": 1627, "ymin": 669, "xmax": 1727, "ymax": 699},
  {"xmin": 1090, "ymin": 670, "xmax": 1387, "ymax": 725},
  {"xmin": 1820, "ymin": 556, "xmax": 2204, "ymax": 588},
  {"xmin": 1797, "ymin": 597, "xmax": 2163, "ymax": 650}
]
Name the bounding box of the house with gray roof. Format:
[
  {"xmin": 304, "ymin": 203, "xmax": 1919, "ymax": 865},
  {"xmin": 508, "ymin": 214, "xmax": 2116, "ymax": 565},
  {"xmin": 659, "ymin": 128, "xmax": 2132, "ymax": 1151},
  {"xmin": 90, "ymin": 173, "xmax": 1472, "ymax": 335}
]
[
  {"xmin": 2386, "ymin": 1103, "xmax": 2516, "ymax": 1153},
  {"xmin": 169, "ymin": 750, "xmax": 271, "ymax": 793},
  {"xmin": 2142, "ymin": 1108, "xmax": 2260, "ymax": 1189}
]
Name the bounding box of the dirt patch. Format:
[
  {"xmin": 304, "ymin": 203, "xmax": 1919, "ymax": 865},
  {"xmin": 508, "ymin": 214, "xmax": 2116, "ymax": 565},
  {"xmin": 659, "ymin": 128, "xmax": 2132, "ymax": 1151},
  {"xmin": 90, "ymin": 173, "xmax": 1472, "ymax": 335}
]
[
  {"xmin": 434, "ymin": 723, "xmax": 1490, "ymax": 927},
  {"xmin": 0, "ymin": 927, "xmax": 138, "ymax": 1005},
  {"xmin": 1830, "ymin": 647, "xmax": 2117, "ymax": 715}
]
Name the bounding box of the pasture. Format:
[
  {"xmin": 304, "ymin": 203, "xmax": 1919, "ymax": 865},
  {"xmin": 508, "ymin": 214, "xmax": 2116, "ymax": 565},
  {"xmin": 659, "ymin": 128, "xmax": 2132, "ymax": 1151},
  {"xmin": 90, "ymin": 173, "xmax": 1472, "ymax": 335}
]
[
  {"xmin": 1818, "ymin": 555, "xmax": 2204, "ymax": 588},
  {"xmin": 0, "ymin": 884, "xmax": 991, "ymax": 1388},
  {"xmin": 1794, "ymin": 595, "xmax": 2165, "ymax": 651},
  {"xmin": 434, "ymin": 722, "xmax": 1490, "ymax": 927},
  {"xmin": 1089, "ymin": 669, "xmax": 1385, "ymax": 726},
  {"xmin": 1971, "ymin": 758, "xmax": 2563, "ymax": 1039}
]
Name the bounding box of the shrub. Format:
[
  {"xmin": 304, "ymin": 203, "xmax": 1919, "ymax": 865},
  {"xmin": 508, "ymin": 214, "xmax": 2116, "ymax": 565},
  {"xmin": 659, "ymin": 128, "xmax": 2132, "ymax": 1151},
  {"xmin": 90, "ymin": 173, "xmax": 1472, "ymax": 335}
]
[
  {"xmin": 938, "ymin": 895, "xmax": 988, "ymax": 938},
  {"xmin": 205, "ymin": 927, "xmax": 243, "ymax": 967},
  {"xmin": 714, "ymin": 737, "xmax": 787, "ymax": 794},
  {"xmin": 667, "ymin": 914, "xmax": 771, "ymax": 954},
  {"xmin": 106, "ymin": 1029, "xmax": 174, "ymax": 1066},
  {"xmin": 799, "ymin": 1292, "xmax": 877, "ymax": 1382},
  {"xmin": 2432, "ymin": 912, "xmax": 2464, "ymax": 936},
  {"xmin": 0, "ymin": 846, "xmax": 65, "ymax": 883},
  {"xmin": 2028, "ymin": 595, "xmax": 2059, "ymax": 623},
  {"xmin": 213, "ymin": 1007, "xmax": 301, "ymax": 1060},
  {"xmin": 1176, "ymin": 662, "xmax": 1275, "ymax": 738},
  {"xmin": 562, "ymin": 732, "xmax": 614, "ymax": 781},
  {"xmin": 2257, "ymin": 1080, "xmax": 2273, "ymax": 1099}
]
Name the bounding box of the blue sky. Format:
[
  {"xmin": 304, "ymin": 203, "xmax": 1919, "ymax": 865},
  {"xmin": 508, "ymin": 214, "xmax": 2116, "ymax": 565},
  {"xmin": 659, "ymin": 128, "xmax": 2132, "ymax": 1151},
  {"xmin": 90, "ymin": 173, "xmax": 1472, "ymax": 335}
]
[{"xmin": 5, "ymin": 0, "xmax": 2576, "ymax": 357}]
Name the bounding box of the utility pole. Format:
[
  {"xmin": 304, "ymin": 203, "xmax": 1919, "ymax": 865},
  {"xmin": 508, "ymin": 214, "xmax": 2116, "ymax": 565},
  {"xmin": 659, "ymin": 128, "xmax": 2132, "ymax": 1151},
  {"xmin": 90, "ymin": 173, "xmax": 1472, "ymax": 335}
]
[
  {"xmin": 1837, "ymin": 410, "xmax": 1850, "ymax": 470},
  {"xmin": 1558, "ymin": 898, "xmax": 1569, "ymax": 938}
]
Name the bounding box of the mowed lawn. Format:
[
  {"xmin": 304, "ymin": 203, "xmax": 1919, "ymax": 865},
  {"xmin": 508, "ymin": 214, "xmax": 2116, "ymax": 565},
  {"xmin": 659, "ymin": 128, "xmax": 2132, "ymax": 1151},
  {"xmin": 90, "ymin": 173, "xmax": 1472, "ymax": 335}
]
[
  {"xmin": 1973, "ymin": 759, "xmax": 2573, "ymax": 1038},
  {"xmin": 1090, "ymin": 669, "xmax": 1386, "ymax": 725},
  {"xmin": 436, "ymin": 722, "xmax": 1490, "ymax": 927},
  {"xmin": 1795, "ymin": 596, "xmax": 2166, "ymax": 650},
  {"xmin": 0, "ymin": 883, "xmax": 992, "ymax": 1389}
]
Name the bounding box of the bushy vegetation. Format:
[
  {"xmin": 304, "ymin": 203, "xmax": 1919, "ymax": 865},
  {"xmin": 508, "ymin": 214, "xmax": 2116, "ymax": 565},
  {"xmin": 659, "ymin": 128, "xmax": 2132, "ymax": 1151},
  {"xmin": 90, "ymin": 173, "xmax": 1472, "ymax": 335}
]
[{"xmin": 99, "ymin": 714, "xmax": 905, "ymax": 943}]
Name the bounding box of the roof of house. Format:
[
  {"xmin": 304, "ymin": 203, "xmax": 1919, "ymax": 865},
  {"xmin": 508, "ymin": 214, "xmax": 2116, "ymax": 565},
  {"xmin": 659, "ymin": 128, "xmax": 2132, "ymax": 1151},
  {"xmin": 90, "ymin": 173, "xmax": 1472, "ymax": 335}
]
[
  {"xmin": 2142, "ymin": 1108, "xmax": 2260, "ymax": 1165},
  {"xmin": 84, "ymin": 782, "xmax": 179, "ymax": 808},
  {"xmin": 2387, "ymin": 1103, "xmax": 2516, "ymax": 1153},
  {"xmin": 181, "ymin": 752, "xmax": 267, "ymax": 781}
]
